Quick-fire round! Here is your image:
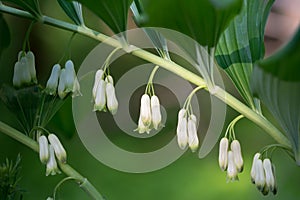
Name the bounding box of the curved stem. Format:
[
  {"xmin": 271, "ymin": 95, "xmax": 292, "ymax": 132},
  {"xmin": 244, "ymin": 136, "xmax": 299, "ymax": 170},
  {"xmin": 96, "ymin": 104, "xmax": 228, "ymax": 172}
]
[
  {"xmin": 0, "ymin": 121, "xmax": 104, "ymax": 200},
  {"xmin": 0, "ymin": 3, "xmax": 291, "ymax": 147}
]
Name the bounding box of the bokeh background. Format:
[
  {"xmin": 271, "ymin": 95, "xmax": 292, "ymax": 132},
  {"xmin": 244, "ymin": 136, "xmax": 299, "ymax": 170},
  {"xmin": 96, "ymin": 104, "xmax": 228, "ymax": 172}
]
[{"xmin": 0, "ymin": 0, "xmax": 299, "ymax": 199}]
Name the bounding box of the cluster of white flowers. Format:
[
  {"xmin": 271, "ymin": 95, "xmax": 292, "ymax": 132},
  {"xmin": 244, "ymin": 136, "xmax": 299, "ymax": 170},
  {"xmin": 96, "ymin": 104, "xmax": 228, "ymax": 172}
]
[
  {"xmin": 218, "ymin": 137, "xmax": 243, "ymax": 181},
  {"xmin": 92, "ymin": 69, "xmax": 118, "ymax": 115},
  {"xmin": 176, "ymin": 108, "xmax": 199, "ymax": 152},
  {"xmin": 13, "ymin": 51, "xmax": 37, "ymax": 87},
  {"xmin": 251, "ymin": 153, "xmax": 277, "ymax": 195},
  {"xmin": 136, "ymin": 94, "xmax": 162, "ymax": 134},
  {"xmin": 45, "ymin": 60, "xmax": 81, "ymax": 99},
  {"xmin": 38, "ymin": 133, "xmax": 67, "ymax": 176}
]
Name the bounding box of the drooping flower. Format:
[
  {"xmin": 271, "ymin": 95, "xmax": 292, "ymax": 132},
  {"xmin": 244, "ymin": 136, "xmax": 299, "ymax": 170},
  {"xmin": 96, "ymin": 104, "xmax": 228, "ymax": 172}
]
[
  {"xmin": 45, "ymin": 64, "xmax": 61, "ymax": 95},
  {"xmin": 140, "ymin": 94, "xmax": 152, "ymax": 126},
  {"xmin": 187, "ymin": 114, "xmax": 198, "ymax": 152},
  {"xmin": 151, "ymin": 95, "xmax": 162, "ymax": 130},
  {"xmin": 48, "ymin": 134, "xmax": 67, "ymax": 163},
  {"xmin": 46, "ymin": 145, "xmax": 61, "ymax": 176},
  {"xmin": 38, "ymin": 135, "xmax": 49, "ymax": 164},
  {"xmin": 254, "ymin": 158, "xmax": 265, "ymax": 191},
  {"xmin": 25, "ymin": 51, "xmax": 37, "ymax": 83},
  {"xmin": 64, "ymin": 60, "xmax": 76, "ymax": 93},
  {"xmin": 94, "ymin": 79, "xmax": 107, "ymax": 111},
  {"xmin": 176, "ymin": 109, "xmax": 188, "ymax": 150},
  {"xmin": 105, "ymin": 76, "xmax": 118, "ymax": 115},
  {"xmin": 231, "ymin": 140, "xmax": 243, "ymax": 172},
  {"xmin": 263, "ymin": 158, "xmax": 277, "ymax": 195},
  {"xmin": 218, "ymin": 137, "xmax": 229, "ymax": 171},
  {"xmin": 227, "ymin": 150, "xmax": 238, "ymax": 181},
  {"xmin": 58, "ymin": 68, "xmax": 67, "ymax": 99},
  {"xmin": 92, "ymin": 69, "xmax": 104, "ymax": 99},
  {"xmin": 251, "ymin": 153, "xmax": 261, "ymax": 183}
]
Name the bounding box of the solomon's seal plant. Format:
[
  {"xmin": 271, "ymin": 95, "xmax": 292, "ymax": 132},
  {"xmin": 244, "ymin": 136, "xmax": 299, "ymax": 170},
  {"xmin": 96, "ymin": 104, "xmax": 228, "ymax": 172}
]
[{"xmin": 0, "ymin": 0, "xmax": 299, "ymax": 199}]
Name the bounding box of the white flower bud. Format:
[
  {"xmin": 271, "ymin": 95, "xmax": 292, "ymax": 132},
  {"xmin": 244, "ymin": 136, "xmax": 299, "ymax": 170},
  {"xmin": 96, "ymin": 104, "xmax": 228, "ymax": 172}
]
[
  {"xmin": 64, "ymin": 60, "xmax": 75, "ymax": 92},
  {"xmin": 187, "ymin": 114, "xmax": 198, "ymax": 152},
  {"xmin": 151, "ymin": 95, "xmax": 162, "ymax": 130},
  {"xmin": 218, "ymin": 137, "xmax": 229, "ymax": 171},
  {"xmin": 254, "ymin": 158, "xmax": 265, "ymax": 191},
  {"xmin": 58, "ymin": 69, "xmax": 68, "ymax": 99},
  {"xmin": 25, "ymin": 51, "xmax": 37, "ymax": 83},
  {"xmin": 72, "ymin": 76, "xmax": 82, "ymax": 97},
  {"xmin": 227, "ymin": 150, "xmax": 238, "ymax": 182},
  {"xmin": 38, "ymin": 135, "xmax": 49, "ymax": 164},
  {"xmin": 105, "ymin": 75, "xmax": 114, "ymax": 85},
  {"xmin": 46, "ymin": 145, "xmax": 61, "ymax": 176},
  {"xmin": 176, "ymin": 109, "xmax": 188, "ymax": 150},
  {"xmin": 20, "ymin": 57, "xmax": 31, "ymax": 85},
  {"xmin": 18, "ymin": 51, "xmax": 24, "ymax": 61},
  {"xmin": 45, "ymin": 64, "xmax": 61, "ymax": 95},
  {"xmin": 251, "ymin": 153, "xmax": 261, "ymax": 183},
  {"xmin": 92, "ymin": 69, "xmax": 104, "ymax": 99},
  {"xmin": 231, "ymin": 140, "xmax": 243, "ymax": 172},
  {"xmin": 94, "ymin": 80, "xmax": 106, "ymax": 111},
  {"xmin": 48, "ymin": 134, "xmax": 67, "ymax": 163},
  {"xmin": 140, "ymin": 94, "xmax": 151, "ymax": 126},
  {"xmin": 136, "ymin": 116, "xmax": 151, "ymax": 134},
  {"xmin": 46, "ymin": 197, "xmax": 54, "ymax": 200},
  {"xmin": 263, "ymin": 158, "xmax": 276, "ymax": 194},
  {"xmin": 105, "ymin": 82, "xmax": 118, "ymax": 115}
]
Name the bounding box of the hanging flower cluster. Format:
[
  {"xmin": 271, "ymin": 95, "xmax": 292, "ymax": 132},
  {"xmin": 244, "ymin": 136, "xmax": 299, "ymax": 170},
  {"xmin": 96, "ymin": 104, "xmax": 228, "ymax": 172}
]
[
  {"xmin": 176, "ymin": 108, "xmax": 199, "ymax": 152},
  {"xmin": 38, "ymin": 132, "xmax": 67, "ymax": 176},
  {"xmin": 92, "ymin": 69, "xmax": 119, "ymax": 115},
  {"xmin": 136, "ymin": 94, "xmax": 162, "ymax": 134},
  {"xmin": 218, "ymin": 137, "xmax": 244, "ymax": 181},
  {"xmin": 45, "ymin": 60, "xmax": 81, "ymax": 99},
  {"xmin": 176, "ymin": 86, "xmax": 204, "ymax": 152},
  {"xmin": 251, "ymin": 153, "xmax": 277, "ymax": 195},
  {"xmin": 13, "ymin": 51, "xmax": 37, "ymax": 87}
]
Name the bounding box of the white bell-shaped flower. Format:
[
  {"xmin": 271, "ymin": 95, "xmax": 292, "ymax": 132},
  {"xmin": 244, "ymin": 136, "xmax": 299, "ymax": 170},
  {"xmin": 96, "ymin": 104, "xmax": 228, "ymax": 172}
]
[
  {"xmin": 92, "ymin": 69, "xmax": 104, "ymax": 99},
  {"xmin": 105, "ymin": 82, "xmax": 118, "ymax": 115},
  {"xmin": 38, "ymin": 135, "xmax": 49, "ymax": 164},
  {"xmin": 227, "ymin": 150, "xmax": 238, "ymax": 181},
  {"xmin": 231, "ymin": 140, "xmax": 243, "ymax": 172},
  {"xmin": 48, "ymin": 134, "xmax": 67, "ymax": 163},
  {"xmin": 218, "ymin": 137, "xmax": 229, "ymax": 171},
  {"xmin": 139, "ymin": 94, "xmax": 152, "ymax": 126},
  {"xmin": 46, "ymin": 145, "xmax": 61, "ymax": 176},
  {"xmin": 176, "ymin": 109, "xmax": 188, "ymax": 150},
  {"xmin": 263, "ymin": 158, "xmax": 277, "ymax": 195},
  {"xmin": 187, "ymin": 114, "xmax": 198, "ymax": 152},
  {"xmin": 151, "ymin": 95, "xmax": 162, "ymax": 130},
  {"xmin": 254, "ymin": 158, "xmax": 265, "ymax": 191},
  {"xmin": 251, "ymin": 153, "xmax": 261, "ymax": 183},
  {"xmin": 45, "ymin": 64, "xmax": 61, "ymax": 95},
  {"xmin": 25, "ymin": 51, "xmax": 37, "ymax": 83},
  {"xmin": 94, "ymin": 80, "xmax": 106, "ymax": 111},
  {"xmin": 58, "ymin": 69, "xmax": 68, "ymax": 99},
  {"xmin": 13, "ymin": 61, "xmax": 22, "ymax": 87},
  {"xmin": 64, "ymin": 60, "xmax": 76, "ymax": 92}
]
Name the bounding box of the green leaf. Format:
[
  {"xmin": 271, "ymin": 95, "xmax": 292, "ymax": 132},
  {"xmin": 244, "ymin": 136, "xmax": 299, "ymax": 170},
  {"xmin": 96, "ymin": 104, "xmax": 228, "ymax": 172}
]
[
  {"xmin": 215, "ymin": 0, "xmax": 274, "ymax": 111},
  {"xmin": 0, "ymin": 85, "xmax": 66, "ymax": 137},
  {"xmin": 135, "ymin": 0, "xmax": 242, "ymax": 47},
  {"xmin": 251, "ymin": 28, "xmax": 300, "ymax": 164},
  {"xmin": 57, "ymin": 0, "xmax": 84, "ymax": 26},
  {"xmin": 76, "ymin": 0, "xmax": 133, "ymax": 35},
  {"xmin": 0, "ymin": 14, "xmax": 10, "ymax": 58},
  {"xmin": 3, "ymin": 0, "xmax": 42, "ymax": 19},
  {"xmin": 131, "ymin": 1, "xmax": 170, "ymax": 59}
]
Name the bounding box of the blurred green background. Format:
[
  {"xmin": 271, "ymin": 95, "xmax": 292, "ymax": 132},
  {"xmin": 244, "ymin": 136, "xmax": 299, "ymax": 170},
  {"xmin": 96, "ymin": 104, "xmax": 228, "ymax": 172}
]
[{"xmin": 1, "ymin": 1, "xmax": 300, "ymax": 200}]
